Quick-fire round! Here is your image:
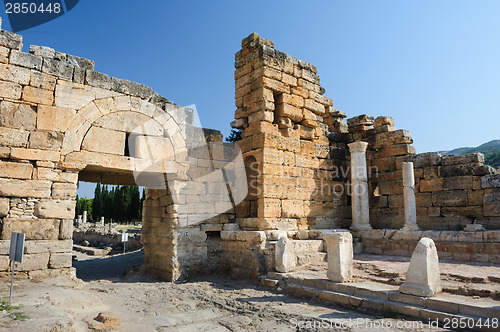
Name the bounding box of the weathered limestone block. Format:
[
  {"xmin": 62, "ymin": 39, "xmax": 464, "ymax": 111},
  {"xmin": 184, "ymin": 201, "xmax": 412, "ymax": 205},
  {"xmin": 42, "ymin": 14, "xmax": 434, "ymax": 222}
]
[
  {"xmin": 0, "ymin": 63, "xmax": 30, "ymax": 85},
  {"xmin": 54, "ymin": 82, "xmax": 96, "ymax": 109},
  {"xmin": 0, "ymin": 46, "xmax": 9, "ymax": 64},
  {"xmin": 275, "ymin": 236, "xmax": 296, "ymax": 272},
  {"xmin": 0, "ymin": 197, "xmax": 9, "ymax": 217},
  {"xmin": 0, "ymin": 101, "xmax": 36, "ymax": 130},
  {"xmin": 29, "ymin": 45, "xmax": 55, "ymax": 58},
  {"xmin": 1, "ymin": 218, "xmax": 60, "ymax": 240},
  {"xmin": 0, "ymin": 81, "xmax": 21, "ymax": 99},
  {"xmin": 133, "ymin": 136, "xmax": 175, "ymax": 161},
  {"xmin": 0, "ymin": 160, "xmax": 33, "ymax": 179},
  {"xmin": 0, "ymin": 179, "xmax": 51, "ymax": 198},
  {"xmin": 23, "ymin": 240, "xmax": 72, "ymax": 254},
  {"xmin": 48, "ymin": 253, "xmax": 72, "ymax": 269},
  {"xmin": 374, "ymin": 116, "xmax": 395, "ymax": 128},
  {"xmin": 52, "ymin": 183, "xmax": 77, "ymax": 199},
  {"xmin": 30, "ymin": 70, "xmax": 56, "ymax": 90},
  {"xmin": 9, "ymin": 50, "xmax": 42, "ymax": 70},
  {"xmin": 22, "ymin": 86, "xmax": 54, "ymax": 105},
  {"xmin": 441, "ymin": 164, "xmax": 495, "ymax": 177},
  {"xmin": 0, "ymin": 255, "xmax": 9, "ymax": 271},
  {"xmin": 443, "ymin": 176, "xmax": 473, "ymax": 190},
  {"xmin": 374, "ymin": 130, "xmax": 413, "ymax": 149},
  {"xmin": 0, "ymin": 127, "xmax": 29, "ymax": 147},
  {"xmin": 66, "ymin": 54, "xmax": 95, "ymax": 71},
  {"xmin": 0, "ymin": 30, "xmax": 23, "ymax": 50},
  {"xmin": 42, "ymin": 58, "xmax": 73, "ymax": 81},
  {"xmin": 35, "ymin": 200, "xmax": 75, "ymax": 219},
  {"xmin": 324, "ymin": 231, "xmax": 353, "ymax": 283},
  {"xmin": 275, "ymin": 103, "xmax": 302, "ymax": 122},
  {"xmin": 28, "ymin": 130, "xmax": 64, "ymax": 150},
  {"xmin": 11, "ymin": 147, "xmax": 60, "ymax": 162},
  {"xmin": 483, "ymin": 189, "xmax": 500, "ymax": 217},
  {"xmin": 431, "ymin": 190, "xmax": 467, "ymax": 207},
  {"xmin": 85, "ymin": 70, "xmax": 111, "ymax": 89},
  {"xmin": 399, "ymin": 237, "xmax": 442, "ymax": 297},
  {"xmin": 442, "ymin": 153, "xmax": 484, "ymax": 166},
  {"xmin": 94, "ymin": 112, "xmax": 163, "ymax": 136},
  {"xmin": 94, "ymin": 97, "xmax": 116, "ymax": 115},
  {"xmin": 82, "ymin": 126, "xmax": 126, "ymax": 155},
  {"xmin": 481, "ymin": 174, "xmax": 500, "ymax": 189},
  {"xmin": 111, "ymin": 77, "xmax": 153, "ymax": 99},
  {"xmin": 16, "ymin": 253, "xmax": 50, "ymax": 271},
  {"xmin": 36, "ymin": 105, "xmax": 75, "ymax": 131}
]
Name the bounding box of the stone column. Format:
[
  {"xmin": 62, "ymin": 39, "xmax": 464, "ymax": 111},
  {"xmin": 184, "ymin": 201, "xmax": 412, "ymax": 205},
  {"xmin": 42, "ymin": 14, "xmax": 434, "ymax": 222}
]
[
  {"xmin": 348, "ymin": 142, "xmax": 371, "ymax": 231},
  {"xmin": 324, "ymin": 232, "xmax": 353, "ymax": 283},
  {"xmin": 82, "ymin": 211, "xmax": 87, "ymax": 224},
  {"xmin": 100, "ymin": 216, "xmax": 105, "ymax": 226},
  {"xmin": 401, "ymin": 162, "xmax": 420, "ymax": 231}
]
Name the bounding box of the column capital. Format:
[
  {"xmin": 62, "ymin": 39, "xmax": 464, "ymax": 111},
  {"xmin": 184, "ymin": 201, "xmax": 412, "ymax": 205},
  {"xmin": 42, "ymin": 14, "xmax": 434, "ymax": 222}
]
[{"xmin": 348, "ymin": 141, "xmax": 369, "ymax": 153}]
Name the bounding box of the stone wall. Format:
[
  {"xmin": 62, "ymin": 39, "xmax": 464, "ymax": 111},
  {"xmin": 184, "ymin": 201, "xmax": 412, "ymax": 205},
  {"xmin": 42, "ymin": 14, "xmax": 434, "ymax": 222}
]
[
  {"xmin": 231, "ymin": 33, "xmax": 345, "ymax": 232},
  {"xmin": 0, "ymin": 23, "xmax": 231, "ymax": 280},
  {"xmin": 338, "ymin": 114, "xmax": 500, "ymax": 230}
]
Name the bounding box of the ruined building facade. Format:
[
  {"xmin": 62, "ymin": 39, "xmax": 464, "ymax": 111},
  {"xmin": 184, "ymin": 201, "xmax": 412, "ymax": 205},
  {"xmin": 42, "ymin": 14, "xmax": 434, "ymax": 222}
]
[{"xmin": 0, "ymin": 26, "xmax": 498, "ymax": 280}]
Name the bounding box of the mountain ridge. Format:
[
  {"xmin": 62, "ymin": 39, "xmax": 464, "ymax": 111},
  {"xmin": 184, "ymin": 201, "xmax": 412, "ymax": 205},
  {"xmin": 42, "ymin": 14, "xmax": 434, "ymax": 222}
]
[{"xmin": 439, "ymin": 140, "xmax": 500, "ymax": 168}]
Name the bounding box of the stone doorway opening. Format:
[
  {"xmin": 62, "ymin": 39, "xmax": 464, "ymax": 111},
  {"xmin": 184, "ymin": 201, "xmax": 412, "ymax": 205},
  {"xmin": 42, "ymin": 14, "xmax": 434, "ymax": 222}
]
[{"xmin": 72, "ymin": 166, "xmax": 145, "ymax": 281}]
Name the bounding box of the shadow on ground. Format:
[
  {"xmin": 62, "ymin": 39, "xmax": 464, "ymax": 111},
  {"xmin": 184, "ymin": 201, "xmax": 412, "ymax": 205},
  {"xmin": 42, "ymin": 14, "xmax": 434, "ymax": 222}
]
[{"xmin": 72, "ymin": 249, "xmax": 144, "ymax": 282}]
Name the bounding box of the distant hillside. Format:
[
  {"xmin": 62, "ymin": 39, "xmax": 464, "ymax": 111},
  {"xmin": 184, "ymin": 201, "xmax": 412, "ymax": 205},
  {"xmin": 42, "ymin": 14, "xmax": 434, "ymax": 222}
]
[{"xmin": 440, "ymin": 140, "xmax": 500, "ymax": 168}]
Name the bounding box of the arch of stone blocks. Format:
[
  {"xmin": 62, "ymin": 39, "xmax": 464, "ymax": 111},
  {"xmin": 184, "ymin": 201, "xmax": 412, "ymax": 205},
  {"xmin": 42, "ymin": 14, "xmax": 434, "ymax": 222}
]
[{"xmin": 0, "ymin": 25, "xmax": 232, "ymax": 281}]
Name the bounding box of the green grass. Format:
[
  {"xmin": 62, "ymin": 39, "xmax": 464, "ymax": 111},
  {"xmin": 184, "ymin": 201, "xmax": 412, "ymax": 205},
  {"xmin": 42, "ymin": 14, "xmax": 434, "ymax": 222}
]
[
  {"xmin": 9, "ymin": 312, "xmax": 29, "ymax": 321},
  {"xmin": 0, "ymin": 299, "xmax": 23, "ymax": 311}
]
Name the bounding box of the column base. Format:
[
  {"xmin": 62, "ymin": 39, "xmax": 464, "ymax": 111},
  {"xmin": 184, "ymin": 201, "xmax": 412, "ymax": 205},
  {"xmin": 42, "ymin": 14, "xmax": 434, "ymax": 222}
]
[
  {"xmin": 350, "ymin": 224, "xmax": 372, "ymax": 231},
  {"xmin": 401, "ymin": 224, "xmax": 420, "ymax": 231}
]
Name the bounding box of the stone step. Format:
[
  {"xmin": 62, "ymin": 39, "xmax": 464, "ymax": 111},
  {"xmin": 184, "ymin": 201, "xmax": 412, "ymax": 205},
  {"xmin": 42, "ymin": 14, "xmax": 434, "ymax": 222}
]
[
  {"xmin": 261, "ymin": 274, "xmax": 500, "ymax": 332},
  {"xmin": 73, "ymin": 244, "xmax": 111, "ymax": 257},
  {"xmin": 293, "ymin": 239, "xmax": 326, "ymax": 266}
]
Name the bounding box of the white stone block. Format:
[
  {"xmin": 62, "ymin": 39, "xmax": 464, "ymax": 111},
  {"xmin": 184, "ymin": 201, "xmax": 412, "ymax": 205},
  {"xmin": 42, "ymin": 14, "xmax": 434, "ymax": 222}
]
[
  {"xmin": 399, "ymin": 237, "xmax": 442, "ymax": 297},
  {"xmin": 324, "ymin": 231, "xmax": 353, "ymax": 283},
  {"xmin": 275, "ymin": 236, "xmax": 295, "ymax": 273}
]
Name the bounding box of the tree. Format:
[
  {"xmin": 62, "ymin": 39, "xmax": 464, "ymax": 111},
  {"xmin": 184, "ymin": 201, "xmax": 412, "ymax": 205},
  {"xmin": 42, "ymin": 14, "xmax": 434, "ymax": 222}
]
[
  {"xmin": 92, "ymin": 183, "xmax": 102, "ymax": 221},
  {"xmin": 226, "ymin": 129, "xmax": 242, "ymax": 142},
  {"xmin": 128, "ymin": 186, "xmax": 141, "ymax": 221}
]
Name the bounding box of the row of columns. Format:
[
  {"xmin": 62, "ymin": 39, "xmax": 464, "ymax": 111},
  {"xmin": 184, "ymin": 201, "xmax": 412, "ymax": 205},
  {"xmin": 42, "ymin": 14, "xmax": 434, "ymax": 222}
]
[{"xmin": 347, "ymin": 142, "xmax": 419, "ymax": 231}]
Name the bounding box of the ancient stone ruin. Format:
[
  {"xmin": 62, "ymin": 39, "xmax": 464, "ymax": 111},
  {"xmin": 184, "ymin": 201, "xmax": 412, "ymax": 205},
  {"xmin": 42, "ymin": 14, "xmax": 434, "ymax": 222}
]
[{"xmin": 0, "ymin": 24, "xmax": 499, "ymax": 285}]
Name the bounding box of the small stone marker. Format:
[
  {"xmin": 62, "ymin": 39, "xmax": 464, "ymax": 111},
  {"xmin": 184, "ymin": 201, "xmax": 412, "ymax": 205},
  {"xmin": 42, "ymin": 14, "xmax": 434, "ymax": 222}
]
[
  {"xmin": 399, "ymin": 237, "xmax": 442, "ymax": 297},
  {"xmin": 275, "ymin": 236, "xmax": 296, "ymax": 273},
  {"xmin": 324, "ymin": 231, "xmax": 353, "ymax": 283}
]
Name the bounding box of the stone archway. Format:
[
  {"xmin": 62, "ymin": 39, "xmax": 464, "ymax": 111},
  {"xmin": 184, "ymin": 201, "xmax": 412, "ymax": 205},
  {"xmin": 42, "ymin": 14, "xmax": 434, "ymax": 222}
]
[{"xmin": 0, "ymin": 34, "xmax": 230, "ymax": 280}]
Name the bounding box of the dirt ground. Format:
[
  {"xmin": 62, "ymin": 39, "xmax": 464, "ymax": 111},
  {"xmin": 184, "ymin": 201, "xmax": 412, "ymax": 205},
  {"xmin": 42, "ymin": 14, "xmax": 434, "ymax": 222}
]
[{"xmin": 0, "ymin": 250, "xmax": 451, "ymax": 332}]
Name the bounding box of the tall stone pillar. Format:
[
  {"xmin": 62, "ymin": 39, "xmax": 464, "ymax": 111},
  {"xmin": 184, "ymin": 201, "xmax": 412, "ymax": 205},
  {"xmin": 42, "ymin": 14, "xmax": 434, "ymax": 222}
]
[
  {"xmin": 82, "ymin": 211, "xmax": 88, "ymax": 224},
  {"xmin": 348, "ymin": 142, "xmax": 371, "ymax": 231},
  {"xmin": 401, "ymin": 162, "xmax": 419, "ymax": 231}
]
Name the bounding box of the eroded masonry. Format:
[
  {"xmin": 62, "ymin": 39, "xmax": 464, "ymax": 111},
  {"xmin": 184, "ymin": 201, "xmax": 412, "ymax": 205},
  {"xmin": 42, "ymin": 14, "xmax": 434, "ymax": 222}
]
[{"xmin": 0, "ymin": 26, "xmax": 499, "ymax": 281}]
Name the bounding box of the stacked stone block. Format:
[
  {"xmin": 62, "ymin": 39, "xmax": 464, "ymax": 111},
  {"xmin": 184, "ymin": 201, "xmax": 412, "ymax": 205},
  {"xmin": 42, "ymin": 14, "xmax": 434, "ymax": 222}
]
[{"xmin": 232, "ymin": 33, "xmax": 343, "ymax": 234}]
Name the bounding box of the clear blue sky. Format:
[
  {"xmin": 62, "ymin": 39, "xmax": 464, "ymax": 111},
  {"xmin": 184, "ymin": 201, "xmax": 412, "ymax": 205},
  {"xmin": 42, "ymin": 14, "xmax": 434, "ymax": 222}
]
[{"xmin": 2, "ymin": 1, "xmax": 499, "ymax": 197}]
